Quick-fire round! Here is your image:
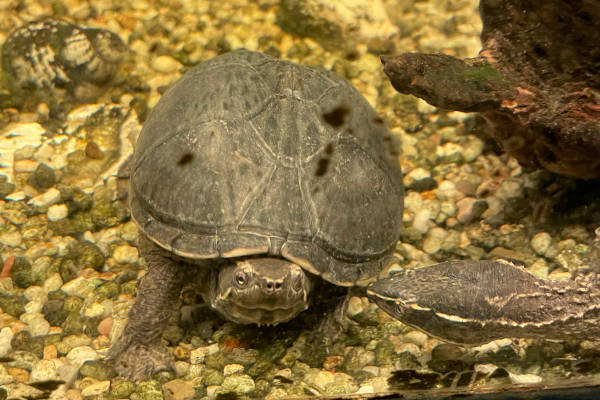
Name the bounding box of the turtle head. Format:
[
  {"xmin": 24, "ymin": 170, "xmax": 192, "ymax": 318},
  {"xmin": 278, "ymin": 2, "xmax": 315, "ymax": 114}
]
[{"xmin": 210, "ymin": 258, "xmax": 311, "ymax": 325}]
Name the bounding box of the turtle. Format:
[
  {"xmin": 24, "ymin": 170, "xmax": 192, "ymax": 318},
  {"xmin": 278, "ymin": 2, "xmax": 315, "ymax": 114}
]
[{"xmin": 107, "ymin": 49, "xmax": 600, "ymax": 381}]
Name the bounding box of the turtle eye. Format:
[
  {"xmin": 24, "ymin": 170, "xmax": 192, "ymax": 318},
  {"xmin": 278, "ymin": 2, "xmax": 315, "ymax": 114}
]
[{"xmin": 234, "ymin": 270, "xmax": 248, "ymax": 288}]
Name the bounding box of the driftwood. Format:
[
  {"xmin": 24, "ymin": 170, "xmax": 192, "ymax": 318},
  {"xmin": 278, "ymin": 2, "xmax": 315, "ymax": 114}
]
[{"xmin": 381, "ymin": 0, "xmax": 600, "ymax": 179}]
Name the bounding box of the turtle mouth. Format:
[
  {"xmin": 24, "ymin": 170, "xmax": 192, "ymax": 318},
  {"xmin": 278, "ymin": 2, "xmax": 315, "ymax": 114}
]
[{"xmin": 216, "ymin": 299, "xmax": 309, "ymax": 325}]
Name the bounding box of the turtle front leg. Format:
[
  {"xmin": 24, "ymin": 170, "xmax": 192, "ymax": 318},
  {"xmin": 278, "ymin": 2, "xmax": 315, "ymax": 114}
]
[{"xmin": 107, "ymin": 236, "xmax": 186, "ymax": 381}]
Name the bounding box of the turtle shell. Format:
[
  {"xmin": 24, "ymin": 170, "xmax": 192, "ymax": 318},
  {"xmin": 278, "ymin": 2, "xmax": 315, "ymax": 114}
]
[{"xmin": 131, "ymin": 50, "xmax": 403, "ymax": 286}]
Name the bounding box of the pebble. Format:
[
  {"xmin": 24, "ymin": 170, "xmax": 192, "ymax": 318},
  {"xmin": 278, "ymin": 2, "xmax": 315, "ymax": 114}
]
[
  {"xmin": 27, "ymin": 187, "xmax": 61, "ymax": 208},
  {"xmin": 81, "ymin": 380, "xmax": 111, "ymax": 396},
  {"xmin": 66, "ymin": 346, "xmax": 99, "ymax": 367},
  {"xmin": 163, "ymin": 378, "xmax": 196, "ymax": 400},
  {"xmin": 221, "ymin": 373, "xmax": 256, "ymax": 395},
  {"xmin": 223, "ymin": 363, "xmax": 245, "ymax": 376},
  {"xmin": 30, "ymin": 359, "xmax": 58, "ymax": 382},
  {"xmin": 47, "ymin": 204, "xmax": 68, "ymax": 221},
  {"xmin": 508, "ymin": 372, "xmax": 543, "ymax": 384},
  {"xmin": 20, "ymin": 312, "xmax": 50, "ymax": 336},
  {"xmin": 112, "ymin": 245, "xmax": 139, "ymax": 264},
  {"xmin": 190, "ymin": 343, "xmax": 219, "ymax": 364},
  {"xmin": 5, "ymin": 191, "xmax": 26, "ymax": 201},
  {"xmin": 97, "ymin": 317, "xmax": 113, "ymax": 336},
  {"xmin": 151, "ymin": 55, "xmax": 180, "ymax": 73},
  {"xmin": 345, "ymin": 296, "xmax": 364, "ymax": 316},
  {"xmin": 13, "ymin": 159, "xmax": 39, "ymax": 173},
  {"xmin": 422, "ymin": 227, "xmax": 448, "ymax": 254},
  {"xmin": 43, "ymin": 273, "xmax": 63, "ymax": 292},
  {"xmin": 404, "ymin": 330, "xmax": 429, "ymax": 346},
  {"xmin": 0, "ymin": 327, "xmax": 14, "ymax": 357},
  {"xmin": 530, "ymin": 232, "xmax": 552, "ymax": 255},
  {"xmin": 412, "ymin": 208, "xmax": 431, "ymax": 234},
  {"xmin": 0, "ymin": 231, "xmax": 23, "ymax": 247},
  {"xmin": 83, "ymin": 302, "xmax": 105, "ymax": 318}
]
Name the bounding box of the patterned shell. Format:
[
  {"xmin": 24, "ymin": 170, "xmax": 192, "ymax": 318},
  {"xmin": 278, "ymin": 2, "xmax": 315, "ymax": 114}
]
[{"xmin": 131, "ymin": 50, "xmax": 403, "ymax": 286}]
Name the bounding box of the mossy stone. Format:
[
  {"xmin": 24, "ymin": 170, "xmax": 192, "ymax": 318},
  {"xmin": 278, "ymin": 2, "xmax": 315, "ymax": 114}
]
[
  {"xmin": 0, "ymin": 292, "xmax": 27, "ymax": 316},
  {"xmin": 134, "ymin": 380, "xmax": 163, "ymax": 400},
  {"xmin": 9, "ymin": 256, "xmax": 35, "ymax": 288},
  {"xmin": 11, "ymin": 330, "xmax": 44, "ymax": 357},
  {"xmin": 0, "ymin": 175, "xmax": 15, "ymax": 199},
  {"xmin": 203, "ymin": 368, "xmax": 224, "ymax": 386},
  {"xmin": 79, "ymin": 360, "xmax": 117, "ymax": 380},
  {"xmin": 111, "ymin": 380, "xmax": 136, "ymax": 398},
  {"xmin": 27, "ymin": 163, "xmax": 56, "ymax": 191},
  {"xmin": 94, "ymin": 281, "xmax": 120, "ymax": 301}
]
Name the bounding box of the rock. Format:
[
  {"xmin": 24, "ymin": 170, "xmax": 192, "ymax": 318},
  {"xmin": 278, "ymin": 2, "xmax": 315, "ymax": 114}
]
[
  {"xmin": 508, "ymin": 372, "xmax": 543, "ymax": 384},
  {"xmin": 530, "ymin": 232, "xmax": 552, "ymax": 255},
  {"xmin": 423, "ymin": 227, "xmax": 448, "ymax": 254},
  {"xmin": 0, "ymin": 328, "xmax": 14, "ymax": 357},
  {"xmin": 112, "ymin": 245, "xmax": 139, "ymax": 264},
  {"xmin": 80, "ymin": 380, "xmax": 110, "ymax": 397},
  {"xmin": 79, "ymin": 360, "xmax": 117, "ymax": 380},
  {"xmin": 27, "ymin": 163, "xmax": 56, "ymax": 192},
  {"xmin": 30, "ymin": 359, "xmax": 58, "ymax": 382},
  {"xmin": 28, "ymin": 188, "xmax": 61, "ymax": 208},
  {"xmin": 152, "ymin": 55, "xmax": 180, "ymax": 74},
  {"xmin": 223, "ymin": 363, "xmax": 244, "ymax": 376},
  {"xmin": 163, "ymin": 379, "xmax": 195, "ymax": 400},
  {"xmin": 190, "ymin": 343, "xmax": 219, "ymax": 364},
  {"xmin": 0, "ymin": 231, "xmax": 22, "ymax": 248},
  {"xmin": 66, "ymin": 346, "xmax": 99, "ymax": 368},
  {"xmin": 47, "ymin": 204, "xmax": 69, "ymax": 221},
  {"xmin": 221, "ymin": 373, "xmax": 256, "ymax": 395}
]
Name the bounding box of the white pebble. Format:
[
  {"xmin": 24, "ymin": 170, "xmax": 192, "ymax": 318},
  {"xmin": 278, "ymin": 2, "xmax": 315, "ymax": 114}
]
[
  {"xmin": 113, "ymin": 245, "xmax": 139, "ymax": 264},
  {"xmin": 0, "ymin": 231, "xmax": 22, "ymax": 247},
  {"xmin": 412, "ymin": 209, "xmax": 431, "ymax": 234},
  {"xmin": 66, "ymin": 346, "xmax": 99, "ymax": 367},
  {"xmin": 151, "ymin": 55, "xmax": 179, "ymax": 73},
  {"xmin": 0, "ymin": 327, "xmax": 14, "ymax": 357},
  {"xmin": 224, "ymin": 363, "xmax": 245, "ymax": 376},
  {"xmin": 509, "ymin": 372, "xmax": 543, "ymax": 384},
  {"xmin": 28, "ymin": 187, "xmax": 61, "ymax": 208},
  {"xmin": 5, "ymin": 190, "xmax": 26, "ymax": 201},
  {"xmin": 84, "ymin": 302, "xmax": 105, "ymax": 318},
  {"xmin": 190, "ymin": 343, "xmax": 219, "ymax": 364},
  {"xmin": 81, "ymin": 380, "xmax": 111, "ymax": 396},
  {"xmin": 346, "ymin": 296, "xmax": 364, "ymax": 316},
  {"xmin": 47, "ymin": 204, "xmax": 68, "ymax": 221},
  {"xmin": 530, "ymin": 232, "xmax": 552, "ymax": 255},
  {"xmin": 43, "ymin": 273, "xmax": 64, "ymax": 292},
  {"xmin": 30, "ymin": 359, "xmax": 59, "ymax": 382},
  {"xmin": 13, "ymin": 159, "xmax": 39, "ymax": 172},
  {"xmin": 20, "ymin": 312, "xmax": 50, "ymax": 336}
]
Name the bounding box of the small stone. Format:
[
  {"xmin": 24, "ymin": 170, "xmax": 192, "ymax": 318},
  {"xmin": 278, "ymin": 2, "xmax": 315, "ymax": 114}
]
[
  {"xmin": 20, "ymin": 313, "xmax": 50, "ymax": 336},
  {"xmin": 345, "ymin": 296, "xmax": 364, "ymax": 316},
  {"xmin": 66, "ymin": 346, "xmax": 98, "ymax": 367},
  {"xmin": 422, "ymin": 227, "xmax": 448, "ymax": 254},
  {"xmin": 43, "ymin": 273, "xmax": 63, "ymax": 292},
  {"xmin": 13, "ymin": 159, "xmax": 39, "ymax": 172},
  {"xmin": 190, "ymin": 343, "xmax": 219, "ymax": 364},
  {"xmin": 163, "ymin": 379, "xmax": 195, "ymax": 400},
  {"xmin": 412, "ymin": 208, "xmax": 431, "ymax": 234},
  {"xmin": 530, "ymin": 232, "xmax": 552, "ymax": 255},
  {"xmin": 5, "ymin": 191, "xmax": 26, "ymax": 201},
  {"xmin": 27, "ymin": 163, "xmax": 56, "ymax": 191},
  {"xmin": 83, "ymin": 302, "xmax": 105, "ymax": 318},
  {"xmin": 152, "ymin": 55, "xmax": 180, "ymax": 73},
  {"xmin": 47, "ymin": 204, "xmax": 68, "ymax": 221},
  {"xmin": 30, "ymin": 359, "xmax": 58, "ymax": 382},
  {"xmin": 81, "ymin": 380, "xmax": 110, "ymax": 397},
  {"xmin": 79, "ymin": 360, "xmax": 117, "ymax": 380},
  {"xmin": 0, "ymin": 231, "xmax": 22, "ymax": 247},
  {"xmin": 221, "ymin": 373, "xmax": 255, "ymax": 395},
  {"xmin": 323, "ymin": 355, "xmax": 344, "ymax": 370},
  {"xmin": 404, "ymin": 330, "xmax": 429, "ymax": 346},
  {"xmin": 113, "ymin": 245, "xmax": 139, "ymax": 264},
  {"xmin": 97, "ymin": 317, "xmax": 113, "ymax": 336},
  {"xmin": 508, "ymin": 372, "xmax": 543, "ymax": 384},
  {"xmin": 0, "ymin": 327, "xmax": 14, "ymax": 357},
  {"xmin": 28, "ymin": 188, "xmax": 61, "ymax": 208},
  {"xmin": 223, "ymin": 363, "xmax": 244, "ymax": 376}
]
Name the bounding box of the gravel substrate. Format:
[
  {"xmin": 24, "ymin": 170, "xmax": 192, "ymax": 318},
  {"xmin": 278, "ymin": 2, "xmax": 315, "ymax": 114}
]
[{"xmin": 1, "ymin": 0, "xmax": 600, "ymax": 399}]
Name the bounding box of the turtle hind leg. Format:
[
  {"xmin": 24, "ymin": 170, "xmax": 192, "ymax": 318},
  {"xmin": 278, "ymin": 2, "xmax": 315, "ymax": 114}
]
[{"xmin": 107, "ymin": 236, "xmax": 187, "ymax": 381}]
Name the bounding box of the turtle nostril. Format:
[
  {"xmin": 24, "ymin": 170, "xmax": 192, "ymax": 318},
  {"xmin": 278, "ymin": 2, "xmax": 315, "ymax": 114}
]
[{"xmin": 275, "ymin": 282, "xmax": 282, "ymax": 290}]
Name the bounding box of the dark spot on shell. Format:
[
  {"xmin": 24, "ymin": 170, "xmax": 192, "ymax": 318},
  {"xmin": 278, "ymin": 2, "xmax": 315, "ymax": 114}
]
[
  {"xmin": 177, "ymin": 153, "xmax": 195, "ymax": 166},
  {"xmin": 323, "ymin": 106, "xmax": 350, "ymax": 128},
  {"xmin": 315, "ymin": 143, "xmax": 334, "ymax": 176}
]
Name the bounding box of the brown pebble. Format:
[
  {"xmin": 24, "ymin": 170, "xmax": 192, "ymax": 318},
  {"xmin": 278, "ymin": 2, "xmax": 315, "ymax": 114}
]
[
  {"xmin": 1, "ymin": 255, "xmax": 14, "ymax": 277},
  {"xmin": 97, "ymin": 316, "xmax": 113, "ymax": 336},
  {"xmin": 85, "ymin": 141, "xmax": 104, "ymax": 159},
  {"xmin": 43, "ymin": 344, "xmax": 58, "ymax": 360},
  {"xmin": 323, "ymin": 355, "xmax": 343, "ymax": 370},
  {"xmin": 8, "ymin": 367, "xmax": 29, "ymax": 382}
]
